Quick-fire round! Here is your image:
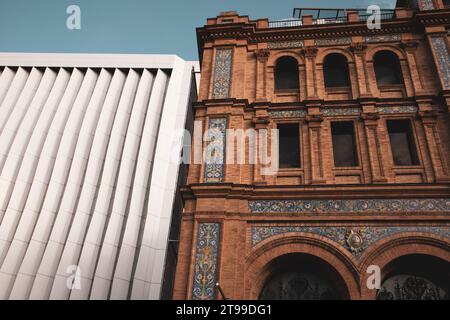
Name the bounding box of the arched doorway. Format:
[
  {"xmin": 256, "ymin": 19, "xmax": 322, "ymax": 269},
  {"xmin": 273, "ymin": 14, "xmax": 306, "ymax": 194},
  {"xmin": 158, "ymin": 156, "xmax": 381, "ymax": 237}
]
[
  {"xmin": 258, "ymin": 253, "xmax": 349, "ymax": 300},
  {"xmin": 377, "ymin": 254, "xmax": 450, "ymax": 300}
]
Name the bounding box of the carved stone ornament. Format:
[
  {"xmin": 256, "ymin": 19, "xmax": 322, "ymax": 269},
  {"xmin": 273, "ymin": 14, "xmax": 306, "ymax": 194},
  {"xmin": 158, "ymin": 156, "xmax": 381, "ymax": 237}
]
[{"xmin": 346, "ymin": 229, "xmax": 365, "ymax": 253}]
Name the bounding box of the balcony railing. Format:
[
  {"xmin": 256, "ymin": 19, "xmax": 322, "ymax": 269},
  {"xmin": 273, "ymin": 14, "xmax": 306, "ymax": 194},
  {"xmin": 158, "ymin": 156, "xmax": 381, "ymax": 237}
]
[{"xmin": 268, "ymin": 8, "xmax": 396, "ymax": 28}]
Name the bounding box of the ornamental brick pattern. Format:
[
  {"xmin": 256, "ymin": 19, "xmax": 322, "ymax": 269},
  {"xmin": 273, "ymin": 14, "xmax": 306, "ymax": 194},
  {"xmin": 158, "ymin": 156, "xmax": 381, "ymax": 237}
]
[{"xmin": 174, "ymin": 4, "xmax": 450, "ymax": 300}]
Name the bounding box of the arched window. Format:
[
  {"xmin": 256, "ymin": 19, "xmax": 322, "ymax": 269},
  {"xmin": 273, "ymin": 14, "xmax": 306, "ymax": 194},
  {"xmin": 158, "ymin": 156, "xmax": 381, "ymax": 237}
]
[
  {"xmin": 374, "ymin": 51, "xmax": 404, "ymax": 86},
  {"xmin": 323, "ymin": 53, "xmax": 351, "ymax": 88},
  {"xmin": 274, "ymin": 56, "xmax": 299, "ymax": 90}
]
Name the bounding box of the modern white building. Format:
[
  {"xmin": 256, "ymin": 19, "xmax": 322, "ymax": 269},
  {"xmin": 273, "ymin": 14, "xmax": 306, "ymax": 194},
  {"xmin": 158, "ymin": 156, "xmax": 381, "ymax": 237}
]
[{"xmin": 0, "ymin": 53, "xmax": 199, "ymax": 299}]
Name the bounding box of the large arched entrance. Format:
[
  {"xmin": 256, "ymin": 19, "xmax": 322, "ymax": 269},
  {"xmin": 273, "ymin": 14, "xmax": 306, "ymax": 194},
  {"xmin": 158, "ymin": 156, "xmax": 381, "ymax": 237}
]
[
  {"xmin": 258, "ymin": 253, "xmax": 349, "ymax": 300},
  {"xmin": 376, "ymin": 254, "xmax": 450, "ymax": 300}
]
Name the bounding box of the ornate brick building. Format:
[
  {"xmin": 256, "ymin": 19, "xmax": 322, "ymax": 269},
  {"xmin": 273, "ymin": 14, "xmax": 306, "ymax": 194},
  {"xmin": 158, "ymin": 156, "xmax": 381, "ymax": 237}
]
[{"xmin": 174, "ymin": 0, "xmax": 450, "ymax": 300}]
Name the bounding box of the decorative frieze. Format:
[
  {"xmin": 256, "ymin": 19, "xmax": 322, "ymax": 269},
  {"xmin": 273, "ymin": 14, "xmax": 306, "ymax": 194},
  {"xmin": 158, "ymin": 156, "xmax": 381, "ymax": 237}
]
[
  {"xmin": 430, "ymin": 36, "xmax": 450, "ymax": 90},
  {"xmin": 315, "ymin": 37, "xmax": 351, "ymax": 46},
  {"xmin": 376, "ymin": 106, "xmax": 418, "ymax": 114},
  {"xmin": 269, "ymin": 110, "xmax": 306, "ymax": 118},
  {"xmin": 192, "ymin": 223, "xmax": 221, "ymax": 300},
  {"xmin": 251, "ymin": 225, "xmax": 450, "ymax": 257},
  {"xmin": 321, "ymin": 108, "xmax": 361, "ymax": 116},
  {"xmin": 267, "ymin": 40, "xmax": 304, "ymax": 49},
  {"xmin": 364, "ymin": 34, "xmax": 401, "ymax": 43},
  {"xmin": 204, "ymin": 118, "xmax": 227, "ymax": 183},
  {"xmin": 248, "ymin": 198, "xmax": 450, "ymax": 214},
  {"xmin": 212, "ymin": 48, "xmax": 233, "ymax": 99}
]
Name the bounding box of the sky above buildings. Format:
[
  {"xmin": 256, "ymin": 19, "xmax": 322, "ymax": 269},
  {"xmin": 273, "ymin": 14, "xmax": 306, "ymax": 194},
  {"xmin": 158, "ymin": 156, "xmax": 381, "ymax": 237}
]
[{"xmin": 0, "ymin": 0, "xmax": 397, "ymax": 61}]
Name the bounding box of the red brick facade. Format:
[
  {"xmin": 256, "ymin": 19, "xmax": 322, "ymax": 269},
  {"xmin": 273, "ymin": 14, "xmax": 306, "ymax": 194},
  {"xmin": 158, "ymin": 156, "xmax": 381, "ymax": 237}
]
[{"xmin": 174, "ymin": 1, "xmax": 450, "ymax": 300}]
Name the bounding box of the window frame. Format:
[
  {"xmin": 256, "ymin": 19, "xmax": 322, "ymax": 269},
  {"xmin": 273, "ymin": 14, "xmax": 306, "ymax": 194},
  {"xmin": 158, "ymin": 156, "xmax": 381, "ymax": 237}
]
[
  {"xmin": 276, "ymin": 121, "xmax": 303, "ymax": 170},
  {"xmin": 386, "ymin": 118, "xmax": 421, "ymax": 167},
  {"xmin": 330, "ymin": 120, "xmax": 360, "ymax": 168}
]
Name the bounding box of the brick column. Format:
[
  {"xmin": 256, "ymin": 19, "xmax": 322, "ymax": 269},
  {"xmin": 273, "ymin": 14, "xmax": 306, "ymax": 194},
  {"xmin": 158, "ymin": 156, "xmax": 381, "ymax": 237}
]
[
  {"xmin": 350, "ymin": 43, "xmax": 371, "ymax": 97},
  {"xmin": 302, "ymin": 47, "xmax": 319, "ymax": 99},
  {"xmin": 418, "ymin": 109, "xmax": 449, "ymax": 182},
  {"xmin": 401, "ymin": 40, "xmax": 425, "ymax": 95},
  {"xmin": 254, "ymin": 49, "xmax": 270, "ymax": 101},
  {"xmin": 361, "ymin": 111, "xmax": 388, "ymax": 183},
  {"xmin": 306, "ymin": 113, "xmax": 325, "ymax": 184}
]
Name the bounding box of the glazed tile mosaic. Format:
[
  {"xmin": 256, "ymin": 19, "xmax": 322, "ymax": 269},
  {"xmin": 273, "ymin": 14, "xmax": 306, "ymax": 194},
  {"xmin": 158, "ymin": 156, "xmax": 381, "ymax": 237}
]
[
  {"xmin": 321, "ymin": 108, "xmax": 361, "ymax": 116},
  {"xmin": 251, "ymin": 226, "xmax": 450, "ymax": 257},
  {"xmin": 315, "ymin": 37, "xmax": 352, "ymax": 46},
  {"xmin": 376, "ymin": 106, "xmax": 418, "ymax": 114},
  {"xmin": 269, "ymin": 110, "xmax": 307, "ymax": 118},
  {"xmin": 267, "ymin": 40, "xmax": 304, "ymax": 49},
  {"xmin": 212, "ymin": 48, "xmax": 233, "ymax": 99},
  {"xmin": 248, "ymin": 198, "xmax": 450, "ymax": 213},
  {"xmin": 417, "ymin": 0, "xmax": 435, "ymax": 10},
  {"xmin": 192, "ymin": 223, "xmax": 221, "ymax": 300},
  {"xmin": 204, "ymin": 118, "xmax": 227, "ymax": 183},
  {"xmin": 364, "ymin": 34, "xmax": 401, "ymax": 43},
  {"xmin": 430, "ymin": 36, "xmax": 450, "ymax": 90}
]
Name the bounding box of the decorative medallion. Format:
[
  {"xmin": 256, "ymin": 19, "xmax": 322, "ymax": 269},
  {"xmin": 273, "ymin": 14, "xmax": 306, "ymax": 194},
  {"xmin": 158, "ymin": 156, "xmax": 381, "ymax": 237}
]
[
  {"xmin": 248, "ymin": 198, "xmax": 450, "ymax": 214},
  {"xmin": 269, "ymin": 110, "xmax": 306, "ymax": 118},
  {"xmin": 315, "ymin": 37, "xmax": 351, "ymax": 46},
  {"xmin": 364, "ymin": 34, "xmax": 401, "ymax": 43},
  {"xmin": 251, "ymin": 226, "xmax": 450, "ymax": 257},
  {"xmin": 212, "ymin": 48, "xmax": 233, "ymax": 99},
  {"xmin": 192, "ymin": 223, "xmax": 221, "ymax": 300},
  {"xmin": 204, "ymin": 118, "xmax": 227, "ymax": 183},
  {"xmin": 267, "ymin": 40, "xmax": 304, "ymax": 49},
  {"xmin": 430, "ymin": 36, "xmax": 450, "ymax": 90},
  {"xmin": 345, "ymin": 229, "xmax": 365, "ymax": 253}
]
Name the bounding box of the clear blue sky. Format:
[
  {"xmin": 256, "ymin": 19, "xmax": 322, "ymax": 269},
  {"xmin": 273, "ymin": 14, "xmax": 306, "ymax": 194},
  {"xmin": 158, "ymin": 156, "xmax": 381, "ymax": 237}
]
[{"xmin": 0, "ymin": 0, "xmax": 396, "ymax": 61}]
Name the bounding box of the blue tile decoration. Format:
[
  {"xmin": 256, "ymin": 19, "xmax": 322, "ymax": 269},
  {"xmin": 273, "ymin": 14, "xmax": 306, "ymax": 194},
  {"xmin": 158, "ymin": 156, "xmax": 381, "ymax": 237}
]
[
  {"xmin": 430, "ymin": 36, "xmax": 450, "ymax": 90},
  {"xmin": 417, "ymin": 0, "xmax": 435, "ymax": 10},
  {"xmin": 212, "ymin": 48, "xmax": 233, "ymax": 99},
  {"xmin": 192, "ymin": 223, "xmax": 221, "ymax": 300},
  {"xmin": 267, "ymin": 40, "xmax": 304, "ymax": 49},
  {"xmin": 269, "ymin": 110, "xmax": 307, "ymax": 118},
  {"xmin": 364, "ymin": 34, "xmax": 401, "ymax": 43},
  {"xmin": 248, "ymin": 198, "xmax": 450, "ymax": 214},
  {"xmin": 251, "ymin": 226, "xmax": 450, "ymax": 257},
  {"xmin": 315, "ymin": 37, "xmax": 352, "ymax": 46},
  {"xmin": 321, "ymin": 108, "xmax": 361, "ymax": 116},
  {"xmin": 204, "ymin": 118, "xmax": 227, "ymax": 183},
  {"xmin": 376, "ymin": 106, "xmax": 418, "ymax": 114}
]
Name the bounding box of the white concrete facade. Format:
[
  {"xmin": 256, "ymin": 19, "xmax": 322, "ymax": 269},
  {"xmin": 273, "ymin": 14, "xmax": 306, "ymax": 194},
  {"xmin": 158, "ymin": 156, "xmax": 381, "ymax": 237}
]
[{"xmin": 0, "ymin": 53, "xmax": 199, "ymax": 299}]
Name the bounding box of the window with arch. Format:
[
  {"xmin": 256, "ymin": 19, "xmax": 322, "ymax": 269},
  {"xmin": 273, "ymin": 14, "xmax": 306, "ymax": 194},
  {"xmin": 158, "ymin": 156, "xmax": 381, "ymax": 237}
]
[
  {"xmin": 323, "ymin": 53, "xmax": 351, "ymax": 88},
  {"xmin": 373, "ymin": 50, "xmax": 404, "ymax": 86},
  {"xmin": 274, "ymin": 56, "xmax": 300, "ymax": 91}
]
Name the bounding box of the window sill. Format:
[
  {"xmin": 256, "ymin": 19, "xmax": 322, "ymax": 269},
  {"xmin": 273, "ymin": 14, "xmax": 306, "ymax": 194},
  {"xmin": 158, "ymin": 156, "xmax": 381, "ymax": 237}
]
[
  {"xmin": 274, "ymin": 89, "xmax": 299, "ymax": 96},
  {"xmin": 325, "ymin": 86, "xmax": 351, "ymax": 93}
]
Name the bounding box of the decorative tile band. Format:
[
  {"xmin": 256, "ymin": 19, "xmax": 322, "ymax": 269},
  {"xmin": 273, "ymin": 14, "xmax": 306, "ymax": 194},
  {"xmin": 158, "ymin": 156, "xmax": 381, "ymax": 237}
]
[
  {"xmin": 376, "ymin": 106, "xmax": 418, "ymax": 114},
  {"xmin": 212, "ymin": 48, "xmax": 233, "ymax": 99},
  {"xmin": 321, "ymin": 108, "xmax": 361, "ymax": 116},
  {"xmin": 315, "ymin": 37, "xmax": 352, "ymax": 46},
  {"xmin": 364, "ymin": 34, "xmax": 401, "ymax": 43},
  {"xmin": 430, "ymin": 36, "xmax": 450, "ymax": 90},
  {"xmin": 417, "ymin": 0, "xmax": 435, "ymax": 10},
  {"xmin": 192, "ymin": 223, "xmax": 221, "ymax": 300},
  {"xmin": 269, "ymin": 110, "xmax": 307, "ymax": 118},
  {"xmin": 267, "ymin": 40, "xmax": 304, "ymax": 49},
  {"xmin": 251, "ymin": 226, "xmax": 450, "ymax": 257},
  {"xmin": 204, "ymin": 118, "xmax": 227, "ymax": 183},
  {"xmin": 248, "ymin": 199, "xmax": 450, "ymax": 214}
]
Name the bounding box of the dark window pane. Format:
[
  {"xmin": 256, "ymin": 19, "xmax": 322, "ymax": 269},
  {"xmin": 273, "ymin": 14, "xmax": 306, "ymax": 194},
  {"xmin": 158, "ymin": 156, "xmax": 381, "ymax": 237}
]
[
  {"xmin": 323, "ymin": 53, "xmax": 350, "ymax": 88},
  {"xmin": 278, "ymin": 123, "xmax": 301, "ymax": 168},
  {"xmin": 275, "ymin": 57, "xmax": 299, "ymax": 90},
  {"xmin": 387, "ymin": 119, "xmax": 419, "ymax": 166},
  {"xmin": 374, "ymin": 51, "xmax": 404, "ymax": 85},
  {"xmin": 331, "ymin": 121, "xmax": 358, "ymax": 167}
]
